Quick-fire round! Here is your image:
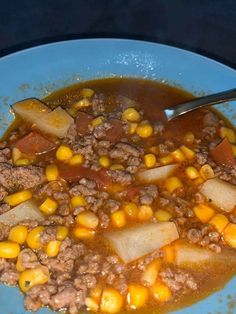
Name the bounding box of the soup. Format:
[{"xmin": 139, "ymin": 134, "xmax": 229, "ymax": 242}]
[{"xmin": 0, "ymin": 78, "xmax": 236, "ymax": 314}]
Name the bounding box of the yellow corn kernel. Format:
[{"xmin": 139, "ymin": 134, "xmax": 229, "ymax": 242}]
[
  {"xmin": 44, "ymin": 240, "xmax": 61, "ymax": 257},
  {"xmin": 199, "ymin": 164, "xmax": 215, "ymax": 180},
  {"xmin": 92, "ymin": 116, "xmax": 105, "ymax": 128},
  {"xmin": 71, "ymin": 195, "xmax": 87, "ymax": 208},
  {"xmin": 180, "ymin": 145, "xmax": 195, "ymax": 159},
  {"xmin": 12, "ymin": 147, "xmax": 22, "ymax": 163},
  {"xmin": 76, "ymin": 211, "xmax": 99, "ymax": 229},
  {"xmin": 80, "ymin": 88, "xmax": 94, "ymax": 98},
  {"xmin": 183, "ymin": 131, "xmax": 195, "ymax": 145},
  {"xmin": 193, "ymin": 204, "xmax": 215, "ymax": 223},
  {"xmin": 141, "ymin": 259, "xmax": 161, "ymax": 287},
  {"xmin": 232, "ymin": 144, "xmax": 236, "ymax": 157},
  {"xmin": 73, "ymin": 226, "xmax": 95, "ymax": 240},
  {"xmin": 150, "ymin": 280, "xmax": 172, "ymax": 302},
  {"xmin": 123, "ymin": 202, "xmax": 139, "ymax": 219},
  {"xmin": 26, "ymin": 226, "xmax": 44, "ymax": 250},
  {"xmin": 56, "ymin": 226, "xmax": 69, "ymax": 241},
  {"xmin": 136, "ymin": 123, "xmax": 153, "ymax": 138},
  {"xmin": 15, "ymin": 158, "xmax": 31, "ymax": 166},
  {"xmin": 129, "ymin": 122, "xmax": 138, "ymax": 134},
  {"xmin": 110, "ymin": 164, "xmax": 125, "ymax": 171},
  {"xmin": 209, "ymin": 214, "xmax": 229, "ymax": 233},
  {"xmin": 155, "ymin": 210, "xmax": 172, "ymax": 222},
  {"xmin": 16, "ymin": 248, "xmax": 37, "ymax": 272},
  {"xmin": 122, "ymin": 108, "xmax": 140, "ymax": 122},
  {"xmin": 144, "ymin": 153, "xmax": 156, "ymax": 168},
  {"xmin": 159, "ymin": 154, "xmax": 174, "ymax": 165},
  {"xmin": 138, "ymin": 205, "xmax": 153, "ymax": 221},
  {"xmin": 56, "ymin": 145, "xmax": 73, "ymax": 162},
  {"xmin": 193, "ymin": 177, "xmax": 204, "ymax": 186},
  {"xmin": 185, "ymin": 166, "xmax": 199, "ymax": 179},
  {"xmin": 45, "ymin": 164, "xmax": 59, "ymax": 181},
  {"xmin": 171, "ymin": 149, "xmax": 185, "ymax": 162},
  {"xmin": 220, "ymin": 127, "xmax": 236, "ymax": 143},
  {"xmin": 162, "ymin": 244, "xmax": 176, "ymax": 263},
  {"xmin": 165, "ymin": 177, "xmax": 183, "ymax": 193},
  {"xmin": 0, "ymin": 241, "xmax": 20, "ymax": 259},
  {"xmin": 69, "ymin": 154, "xmax": 84, "ymax": 166},
  {"xmin": 8, "ymin": 225, "xmax": 28, "ymax": 244},
  {"xmin": 19, "ymin": 266, "xmax": 49, "ymax": 292},
  {"xmin": 85, "ymin": 297, "xmax": 99, "ymax": 312},
  {"xmin": 100, "ymin": 287, "xmax": 123, "ymax": 314},
  {"xmin": 73, "ymin": 98, "xmax": 91, "ymax": 109},
  {"xmin": 223, "ymin": 223, "xmax": 236, "ymax": 248},
  {"xmin": 128, "ymin": 284, "xmax": 149, "ymax": 309},
  {"xmin": 99, "ymin": 156, "xmax": 111, "ymax": 168},
  {"xmin": 39, "ymin": 197, "xmax": 58, "ymax": 215},
  {"xmin": 90, "ymin": 285, "xmax": 103, "ymax": 301},
  {"xmin": 111, "ymin": 210, "xmax": 127, "ymax": 228},
  {"xmin": 4, "ymin": 190, "xmax": 32, "ymax": 206}
]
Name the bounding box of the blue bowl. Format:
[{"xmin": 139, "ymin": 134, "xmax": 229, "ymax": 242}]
[{"xmin": 0, "ymin": 39, "xmax": 235, "ymax": 314}]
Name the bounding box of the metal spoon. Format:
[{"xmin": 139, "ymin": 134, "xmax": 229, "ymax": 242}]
[{"xmin": 164, "ymin": 88, "xmax": 236, "ymax": 121}]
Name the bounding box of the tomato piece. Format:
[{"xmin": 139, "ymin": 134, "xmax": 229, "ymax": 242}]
[
  {"xmin": 14, "ymin": 131, "xmax": 56, "ymax": 155},
  {"xmin": 210, "ymin": 137, "xmax": 236, "ymax": 166},
  {"xmin": 125, "ymin": 186, "xmax": 140, "ymax": 201},
  {"xmin": 76, "ymin": 112, "xmax": 93, "ymax": 136},
  {"xmin": 106, "ymin": 119, "xmax": 124, "ymax": 143},
  {"xmin": 59, "ymin": 164, "xmax": 112, "ymax": 189}
]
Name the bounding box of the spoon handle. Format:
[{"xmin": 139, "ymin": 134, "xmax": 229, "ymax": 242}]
[{"xmin": 164, "ymin": 88, "xmax": 236, "ymax": 121}]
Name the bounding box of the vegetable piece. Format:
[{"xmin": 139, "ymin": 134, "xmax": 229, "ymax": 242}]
[
  {"xmin": 19, "ymin": 266, "xmax": 49, "ymax": 292},
  {"xmin": 12, "ymin": 98, "xmax": 51, "ymax": 123},
  {"xmin": 193, "ymin": 204, "xmax": 215, "ymax": 223},
  {"xmin": 150, "ymin": 280, "xmax": 172, "ymax": 302},
  {"xmin": 0, "ymin": 200, "xmax": 44, "ymax": 226},
  {"xmin": 26, "ymin": 226, "xmax": 44, "ymax": 249},
  {"xmin": 128, "ymin": 284, "xmax": 149, "ymax": 309},
  {"xmin": 34, "ymin": 106, "xmax": 73, "ymax": 138},
  {"xmin": 0, "ymin": 241, "xmax": 20, "ymax": 258},
  {"xmin": 136, "ymin": 164, "xmax": 178, "ymax": 184},
  {"xmin": 210, "ymin": 138, "xmax": 235, "ymax": 166},
  {"xmin": 200, "ymin": 178, "xmax": 236, "ymax": 212},
  {"xmin": 100, "ymin": 288, "xmax": 123, "ymax": 313},
  {"xmin": 8, "ymin": 225, "xmax": 28, "ymax": 244},
  {"xmin": 106, "ymin": 119, "xmax": 124, "ymax": 143},
  {"xmin": 14, "ymin": 131, "xmax": 56, "ymax": 155},
  {"xmin": 75, "ymin": 111, "xmax": 93, "ymax": 136},
  {"xmin": 141, "ymin": 259, "xmax": 161, "ymax": 286},
  {"xmin": 223, "ymin": 223, "xmax": 236, "ymax": 248},
  {"xmin": 4, "ymin": 190, "xmax": 32, "ymax": 206},
  {"xmin": 104, "ymin": 222, "xmax": 179, "ymax": 263}
]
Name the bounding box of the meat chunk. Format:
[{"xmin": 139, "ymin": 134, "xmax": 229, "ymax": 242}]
[
  {"xmin": 203, "ymin": 111, "xmax": 219, "ymax": 127},
  {"xmin": 108, "ymin": 169, "xmax": 133, "ymax": 185},
  {"xmin": 0, "ymin": 148, "xmax": 11, "ymax": 163},
  {"xmin": 0, "ymin": 186, "xmax": 8, "ymax": 202},
  {"xmin": 109, "ymin": 142, "xmax": 142, "ymax": 161}
]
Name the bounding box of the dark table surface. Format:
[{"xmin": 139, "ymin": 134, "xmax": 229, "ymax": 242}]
[{"xmin": 1, "ymin": 0, "xmax": 236, "ymax": 68}]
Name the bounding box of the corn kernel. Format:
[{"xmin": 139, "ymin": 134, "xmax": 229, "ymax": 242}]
[
  {"xmin": 180, "ymin": 145, "xmax": 195, "ymax": 159},
  {"xmin": 220, "ymin": 127, "xmax": 236, "ymax": 143},
  {"xmin": 71, "ymin": 195, "xmax": 87, "ymax": 208},
  {"xmin": 193, "ymin": 204, "xmax": 215, "ymax": 223},
  {"xmin": 232, "ymin": 144, "xmax": 236, "ymax": 157},
  {"xmin": 46, "ymin": 164, "xmax": 59, "ymax": 181},
  {"xmin": 223, "ymin": 223, "xmax": 236, "ymax": 248},
  {"xmin": 100, "ymin": 287, "xmax": 123, "ymax": 314},
  {"xmin": 128, "ymin": 284, "xmax": 149, "ymax": 309},
  {"xmin": 15, "ymin": 158, "xmax": 31, "ymax": 166},
  {"xmin": 44, "ymin": 240, "xmax": 61, "ymax": 257},
  {"xmin": 16, "ymin": 248, "xmax": 37, "ymax": 272},
  {"xmin": 159, "ymin": 154, "xmax": 174, "ymax": 165},
  {"xmin": 155, "ymin": 210, "xmax": 172, "ymax": 222},
  {"xmin": 0, "ymin": 241, "xmax": 20, "ymax": 259},
  {"xmin": 73, "ymin": 226, "xmax": 95, "ymax": 240},
  {"xmin": 150, "ymin": 280, "xmax": 172, "ymax": 302},
  {"xmin": 209, "ymin": 213, "xmax": 229, "ymax": 233},
  {"xmin": 122, "ymin": 108, "xmax": 140, "ymax": 122},
  {"xmin": 73, "ymin": 98, "xmax": 91, "ymax": 109},
  {"xmin": 185, "ymin": 166, "xmax": 199, "ymax": 179},
  {"xmin": 69, "ymin": 154, "xmax": 84, "ymax": 166},
  {"xmin": 183, "ymin": 132, "xmax": 195, "ymax": 145},
  {"xmin": 193, "ymin": 177, "xmax": 204, "ymax": 185},
  {"xmin": 141, "ymin": 259, "xmax": 161, "ymax": 286},
  {"xmin": 56, "ymin": 226, "xmax": 69, "ymax": 241},
  {"xmin": 162, "ymin": 244, "xmax": 176, "ymax": 263},
  {"xmin": 92, "ymin": 116, "xmax": 105, "ymax": 128},
  {"xmin": 110, "ymin": 164, "xmax": 125, "ymax": 171},
  {"xmin": 80, "ymin": 88, "xmax": 94, "ymax": 98},
  {"xmin": 85, "ymin": 297, "xmax": 99, "ymax": 312},
  {"xmin": 99, "ymin": 156, "xmax": 111, "ymax": 168},
  {"xmin": 39, "ymin": 197, "xmax": 58, "ymax": 215},
  {"xmin": 123, "ymin": 202, "xmax": 139, "ymax": 219},
  {"xmin": 56, "ymin": 145, "xmax": 73, "ymax": 162},
  {"xmin": 165, "ymin": 177, "xmax": 183, "ymax": 193},
  {"xmin": 144, "ymin": 153, "xmax": 156, "ymax": 168},
  {"xmin": 76, "ymin": 211, "xmax": 99, "ymax": 229},
  {"xmin": 12, "ymin": 147, "xmax": 22, "ymax": 163},
  {"xmin": 129, "ymin": 122, "xmax": 138, "ymax": 134},
  {"xmin": 138, "ymin": 205, "xmax": 153, "ymax": 221},
  {"xmin": 26, "ymin": 226, "xmax": 44, "ymax": 249},
  {"xmin": 4, "ymin": 190, "xmax": 32, "ymax": 206},
  {"xmin": 171, "ymin": 149, "xmax": 185, "ymax": 162},
  {"xmin": 19, "ymin": 266, "xmax": 49, "ymax": 292},
  {"xmin": 8, "ymin": 225, "xmax": 28, "ymax": 244},
  {"xmin": 111, "ymin": 210, "xmax": 126, "ymax": 228},
  {"xmin": 199, "ymin": 164, "xmax": 215, "ymax": 180},
  {"xmin": 136, "ymin": 123, "xmax": 153, "ymax": 138}
]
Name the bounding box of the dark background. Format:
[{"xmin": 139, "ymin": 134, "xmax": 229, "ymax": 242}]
[{"xmin": 0, "ymin": 0, "xmax": 236, "ymax": 68}]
